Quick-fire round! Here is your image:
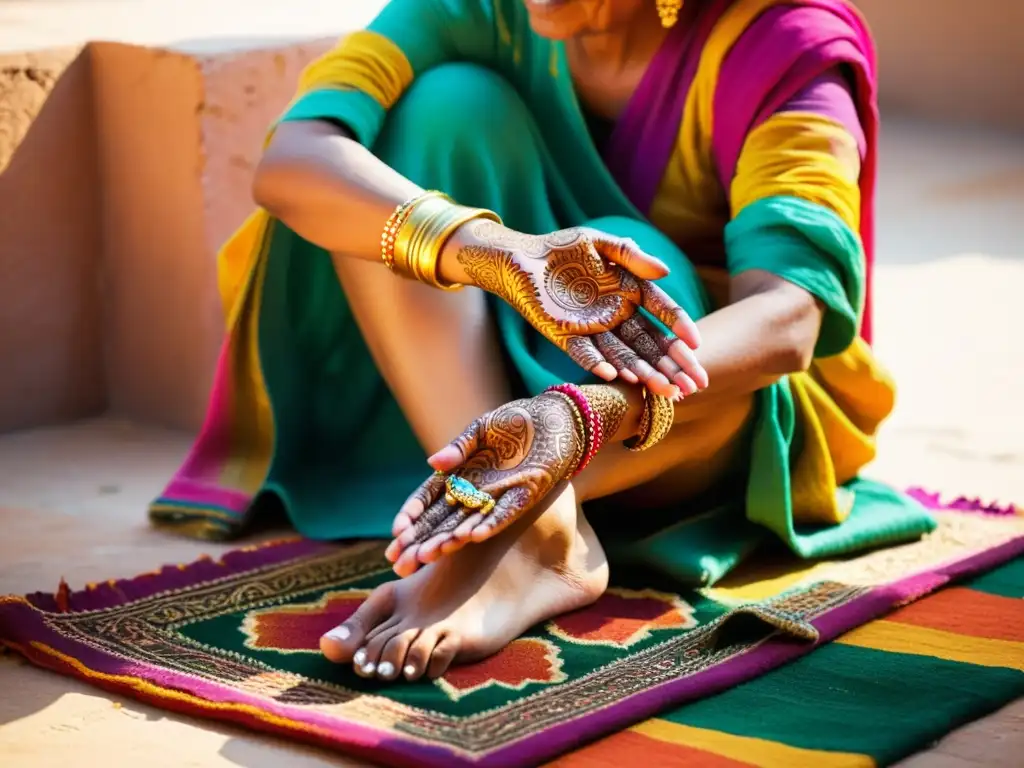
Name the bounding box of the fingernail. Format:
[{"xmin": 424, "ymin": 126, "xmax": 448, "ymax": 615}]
[
  {"xmin": 362, "ymin": 662, "xmax": 376, "ymax": 675},
  {"xmin": 325, "ymin": 625, "xmax": 350, "ymax": 642},
  {"xmin": 404, "ymin": 664, "xmax": 417, "ymax": 678},
  {"xmin": 353, "ymin": 648, "xmax": 367, "ymax": 666},
  {"xmin": 377, "ymin": 661, "xmax": 395, "ymax": 679}
]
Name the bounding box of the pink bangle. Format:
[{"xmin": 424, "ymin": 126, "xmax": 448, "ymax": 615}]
[{"xmin": 545, "ymin": 383, "xmax": 603, "ymax": 475}]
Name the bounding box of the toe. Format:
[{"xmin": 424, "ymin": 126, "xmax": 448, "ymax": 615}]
[
  {"xmin": 379, "ymin": 627, "xmax": 420, "ymax": 681},
  {"xmin": 402, "ymin": 628, "xmax": 441, "ymax": 681},
  {"xmin": 426, "ymin": 634, "xmax": 461, "ymax": 679},
  {"xmin": 319, "ymin": 583, "xmax": 396, "ymax": 664},
  {"xmin": 356, "ymin": 623, "xmax": 402, "ymax": 678}
]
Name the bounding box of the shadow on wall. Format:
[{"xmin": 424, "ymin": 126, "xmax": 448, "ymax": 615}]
[{"xmin": 0, "ymin": 47, "xmax": 106, "ymax": 433}]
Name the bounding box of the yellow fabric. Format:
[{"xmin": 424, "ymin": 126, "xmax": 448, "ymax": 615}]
[
  {"xmin": 211, "ymin": 46, "xmax": 367, "ymax": 492},
  {"xmin": 837, "ymin": 622, "xmax": 1024, "ymax": 672},
  {"xmin": 697, "ymin": 267, "xmax": 896, "ymax": 527},
  {"xmin": 632, "ymin": 720, "xmax": 875, "ymax": 767},
  {"xmin": 731, "ymin": 112, "xmax": 862, "ymax": 229},
  {"xmin": 219, "ymin": 37, "xmax": 380, "ymax": 322},
  {"xmin": 296, "ymin": 31, "xmax": 414, "ymax": 110},
  {"xmin": 649, "ymin": 0, "xmax": 789, "ymax": 245}
]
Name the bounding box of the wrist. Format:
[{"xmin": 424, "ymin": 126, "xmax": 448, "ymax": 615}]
[{"xmin": 437, "ymin": 219, "xmax": 484, "ymax": 287}]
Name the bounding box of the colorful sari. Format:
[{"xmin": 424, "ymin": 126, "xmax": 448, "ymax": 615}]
[{"xmin": 150, "ymin": 0, "xmax": 936, "ymax": 586}]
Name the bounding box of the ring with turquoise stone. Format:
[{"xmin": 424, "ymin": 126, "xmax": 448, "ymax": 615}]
[{"xmin": 444, "ymin": 474, "xmax": 496, "ymax": 515}]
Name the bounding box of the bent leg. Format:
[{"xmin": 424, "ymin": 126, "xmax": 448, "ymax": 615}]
[{"xmin": 331, "ymin": 63, "xmax": 572, "ymax": 452}]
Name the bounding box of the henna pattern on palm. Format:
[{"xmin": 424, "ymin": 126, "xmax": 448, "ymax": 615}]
[
  {"xmin": 458, "ymin": 223, "xmax": 640, "ymax": 358},
  {"xmin": 455, "ymin": 221, "xmax": 706, "ymax": 397},
  {"xmin": 394, "ymin": 392, "xmax": 584, "ymax": 559}
]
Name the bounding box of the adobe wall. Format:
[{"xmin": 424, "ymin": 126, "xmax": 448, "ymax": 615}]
[{"xmin": 0, "ymin": 47, "xmax": 105, "ymax": 432}]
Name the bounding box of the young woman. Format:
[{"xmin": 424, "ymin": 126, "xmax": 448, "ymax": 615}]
[{"xmin": 152, "ymin": 0, "xmax": 935, "ymax": 683}]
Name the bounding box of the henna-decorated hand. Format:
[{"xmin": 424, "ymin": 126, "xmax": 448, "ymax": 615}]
[
  {"xmin": 455, "ymin": 221, "xmax": 708, "ymax": 398},
  {"xmin": 384, "ymin": 391, "xmax": 593, "ymax": 577}
]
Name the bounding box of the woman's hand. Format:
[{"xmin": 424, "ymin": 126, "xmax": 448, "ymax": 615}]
[
  {"xmin": 385, "ymin": 391, "xmax": 586, "ymax": 576},
  {"xmin": 453, "ymin": 221, "xmax": 708, "ymax": 398}
]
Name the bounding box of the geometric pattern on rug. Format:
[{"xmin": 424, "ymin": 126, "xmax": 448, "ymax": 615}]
[
  {"xmin": 554, "ymin": 556, "xmax": 1024, "ymax": 767},
  {"xmin": 1, "ymin": 498, "xmax": 1022, "ymax": 768}
]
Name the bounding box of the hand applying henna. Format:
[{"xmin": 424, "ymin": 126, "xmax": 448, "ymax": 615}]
[
  {"xmin": 439, "ymin": 220, "xmax": 708, "ymax": 398},
  {"xmin": 385, "ymin": 383, "xmax": 650, "ymax": 576}
]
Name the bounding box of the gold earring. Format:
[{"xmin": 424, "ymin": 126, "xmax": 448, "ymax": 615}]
[{"xmin": 656, "ymin": 0, "xmax": 683, "ymax": 28}]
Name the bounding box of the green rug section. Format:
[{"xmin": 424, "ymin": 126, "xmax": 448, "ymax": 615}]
[{"xmin": 178, "ymin": 570, "xmax": 732, "ymax": 717}]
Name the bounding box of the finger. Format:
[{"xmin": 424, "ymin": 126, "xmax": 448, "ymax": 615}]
[
  {"xmin": 590, "ymin": 233, "xmax": 670, "ymax": 280},
  {"xmin": 593, "ymin": 331, "xmax": 657, "ymax": 388},
  {"xmin": 393, "ymin": 544, "xmax": 426, "ymax": 578},
  {"xmin": 615, "ymin": 318, "xmax": 679, "ymax": 399},
  {"xmin": 427, "ymin": 418, "xmax": 483, "ymax": 471},
  {"xmin": 414, "ymin": 513, "xmax": 468, "ymax": 563},
  {"xmin": 664, "ymin": 337, "xmax": 709, "ymax": 391},
  {"xmin": 392, "ymin": 497, "xmax": 455, "ymax": 558},
  {"xmin": 392, "ymin": 471, "xmax": 447, "ymax": 537},
  {"xmin": 470, "ymin": 487, "xmax": 535, "ymax": 543},
  {"xmin": 639, "ymin": 280, "xmax": 702, "ymax": 349},
  {"xmin": 631, "ymin": 314, "xmax": 707, "ymax": 394},
  {"xmin": 564, "ymin": 336, "xmax": 616, "ymax": 381}
]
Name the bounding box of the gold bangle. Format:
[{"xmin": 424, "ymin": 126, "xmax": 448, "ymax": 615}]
[
  {"xmin": 624, "ymin": 390, "xmax": 674, "ymax": 452},
  {"xmin": 393, "ymin": 194, "xmax": 502, "ymax": 291},
  {"xmin": 381, "ymin": 191, "xmax": 443, "ymax": 272}
]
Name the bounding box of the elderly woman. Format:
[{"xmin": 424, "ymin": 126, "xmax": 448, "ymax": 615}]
[{"xmin": 152, "ymin": 0, "xmax": 935, "ymax": 683}]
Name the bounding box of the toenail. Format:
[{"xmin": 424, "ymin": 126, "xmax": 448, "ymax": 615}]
[
  {"xmin": 324, "ymin": 625, "xmax": 350, "ymax": 642},
  {"xmin": 362, "ymin": 662, "xmax": 376, "ymax": 675},
  {"xmin": 404, "ymin": 664, "xmax": 416, "ymax": 678},
  {"xmin": 353, "ymin": 649, "xmax": 367, "ymax": 666},
  {"xmin": 376, "ymin": 662, "xmax": 395, "ymax": 678}
]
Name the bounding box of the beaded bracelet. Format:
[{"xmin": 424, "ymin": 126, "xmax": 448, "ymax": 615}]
[
  {"xmin": 380, "ymin": 191, "xmax": 439, "ymax": 272},
  {"xmin": 545, "ymin": 383, "xmax": 604, "ymax": 475}
]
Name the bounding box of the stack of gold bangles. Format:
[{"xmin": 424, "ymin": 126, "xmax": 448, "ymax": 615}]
[
  {"xmin": 380, "ymin": 191, "xmax": 502, "ymax": 290},
  {"xmin": 623, "ymin": 388, "xmax": 675, "ymax": 452}
]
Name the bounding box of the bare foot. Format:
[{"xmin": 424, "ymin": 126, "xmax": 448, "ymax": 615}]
[{"xmin": 319, "ymin": 483, "xmax": 608, "ymax": 680}]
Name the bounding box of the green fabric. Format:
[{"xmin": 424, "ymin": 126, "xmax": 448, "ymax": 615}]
[
  {"xmin": 256, "ymin": 30, "xmax": 934, "ymax": 583},
  {"xmin": 725, "ymin": 195, "xmax": 865, "ymax": 357},
  {"xmin": 280, "ymin": 89, "xmax": 385, "ymax": 147}
]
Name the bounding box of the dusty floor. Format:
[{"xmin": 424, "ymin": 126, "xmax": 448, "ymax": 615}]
[{"xmin": 2, "ymin": 2, "xmax": 1024, "ymax": 763}]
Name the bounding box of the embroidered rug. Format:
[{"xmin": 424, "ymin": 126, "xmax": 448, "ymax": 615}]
[{"xmin": 1, "ymin": 492, "xmax": 1021, "ymax": 768}]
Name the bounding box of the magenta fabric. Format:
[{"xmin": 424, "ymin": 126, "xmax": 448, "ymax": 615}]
[
  {"xmin": 710, "ymin": 0, "xmax": 879, "ymax": 342},
  {"xmin": 778, "ymin": 68, "xmax": 866, "ymax": 156},
  {"xmin": 601, "ymin": 0, "xmax": 731, "ymax": 214}
]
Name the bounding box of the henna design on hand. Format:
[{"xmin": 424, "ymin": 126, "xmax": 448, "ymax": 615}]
[
  {"xmin": 406, "ymin": 393, "xmax": 583, "ymax": 547},
  {"xmin": 617, "ymin": 316, "xmax": 664, "ymax": 366},
  {"xmin": 457, "ymin": 223, "xmax": 644, "ymax": 369}
]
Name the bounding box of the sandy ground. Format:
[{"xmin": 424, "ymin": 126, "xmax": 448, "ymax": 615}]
[{"xmin": 1, "ymin": 2, "xmax": 1023, "ymax": 766}]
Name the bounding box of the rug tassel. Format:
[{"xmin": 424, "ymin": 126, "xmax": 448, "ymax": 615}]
[
  {"xmin": 907, "ymin": 487, "xmax": 1019, "ymax": 516},
  {"xmin": 54, "ymin": 579, "xmax": 72, "ymax": 613}
]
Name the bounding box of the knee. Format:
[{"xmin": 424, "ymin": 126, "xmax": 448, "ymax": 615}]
[{"xmin": 377, "ymin": 63, "xmax": 536, "ymax": 159}]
